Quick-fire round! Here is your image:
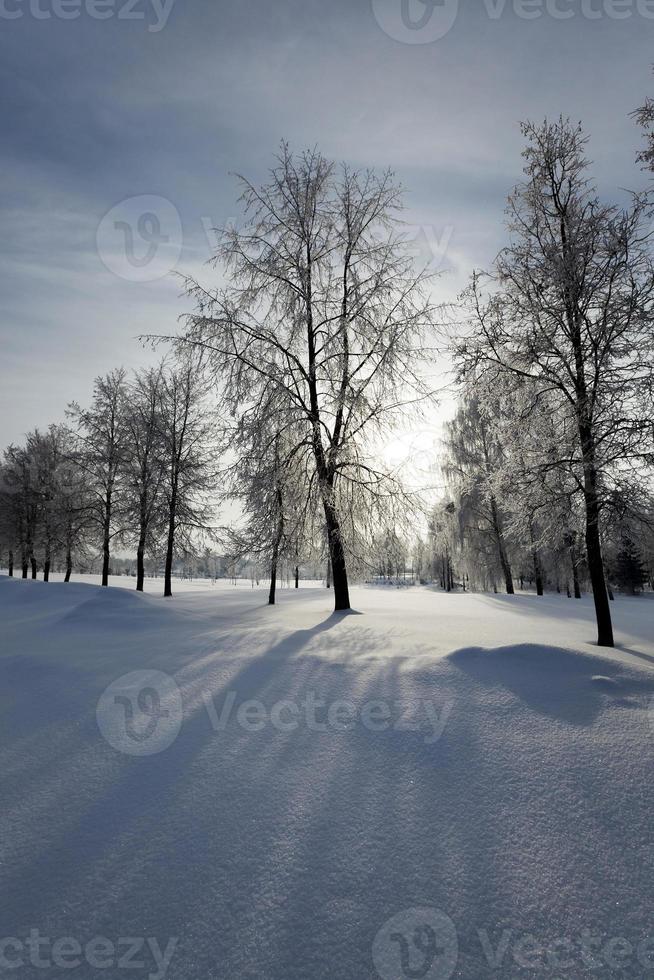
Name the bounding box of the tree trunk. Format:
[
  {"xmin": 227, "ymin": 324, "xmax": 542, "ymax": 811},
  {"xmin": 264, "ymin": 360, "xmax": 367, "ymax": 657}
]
[
  {"xmin": 577, "ymin": 421, "xmax": 613, "ymax": 644},
  {"xmin": 268, "ymin": 555, "xmax": 278, "ymax": 605},
  {"xmin": 294, "ymin": 564, "xmax": 299, "ymax": 589},
  {"xmin": 43, "ymin": 537, "xmax": 51, "ymax": 583},
  {"xmin": 8, "ymin": 550, "xmax": 13, "ymax": 577},
  {"xmin": 101, "ymin": 493, "xmax": 111, "ymax": 587},
  {"xmin": 323, "ymin": 496, "xmax": 350, "ymax": 611},
  {"xmin": 326, "ymin": 558, "xmax": 331, "ymax": 588},
  {"xmin": 64, "ymin": 546, "xmax": 72, "ymax": 583},
  {"xmin": 268, "ymin": 482, "xmax": 285, "ymax": 606},
  {"xmin": 571, "ymin": 548, "xmax": 581, "ymax": 599},
  {"xmin": 532, "ymin": 550, "xmax": 543, "ymax": 596},
  {"xmin": 164, "ymin": 502, "xmax": 176, "ymax": 598},
  {"xmin": 490, "ymin": 495, "xmax": 514, "ymax": 594},
  {"xmin": 582, "ymin": 491, "xmax": 613, "ymax": 644},
  {"xmin": 30, "ymin": 555, "xmax": 37, "ymax": 579},
  {"xmin": 136, "ymin": 530, "xmax": 146, "ymax": 592}
]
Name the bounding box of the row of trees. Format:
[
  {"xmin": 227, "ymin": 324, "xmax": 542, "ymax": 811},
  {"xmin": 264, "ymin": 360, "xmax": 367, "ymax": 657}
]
[
  {"xmin": 428, "ymin": 389, "xmax": 653, "ymax": 597},
  {"xmin": 430, "ymin": 110, "xmax": 654, "ymax": 645},
  {"xmin": 2, "ymin": 89, "xmax": 654, "ymax": 642},
  {"xmin": 0, "ymin": 361, "xmax": 216, "ymax": 596}
]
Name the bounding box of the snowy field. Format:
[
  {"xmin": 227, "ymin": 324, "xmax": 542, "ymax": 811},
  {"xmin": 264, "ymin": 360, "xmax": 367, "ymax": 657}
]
[
  {"xmin": 2, "ymin": 571, "xmax": 326, "ymax": 593},
  {"xmin": 2, "ymin": 576, "xmax": 654, "ymax": 979}
]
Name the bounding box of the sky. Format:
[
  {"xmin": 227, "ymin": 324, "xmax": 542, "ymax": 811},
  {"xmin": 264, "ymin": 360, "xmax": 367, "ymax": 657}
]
[{"xmin": 1, "ymin": 0, "xmax": 652, "ymax": 450}]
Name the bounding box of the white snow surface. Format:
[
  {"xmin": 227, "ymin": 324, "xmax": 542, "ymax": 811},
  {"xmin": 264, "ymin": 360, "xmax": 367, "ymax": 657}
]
[{"xmin": 1, "ymin": 575, "xmax": 654, "ymax": 979}]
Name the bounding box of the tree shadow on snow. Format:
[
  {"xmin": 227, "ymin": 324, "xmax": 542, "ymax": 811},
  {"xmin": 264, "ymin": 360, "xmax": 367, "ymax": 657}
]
[{"xmin": 447, "ymin": 643, "xmax": 654, "ymax": 726}]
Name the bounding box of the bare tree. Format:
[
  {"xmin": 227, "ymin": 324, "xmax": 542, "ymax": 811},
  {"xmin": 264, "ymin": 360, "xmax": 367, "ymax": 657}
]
[
  {"xmin": 157, "ymin": 358, "xmax": 217, "ymax": 598},
  {"xmin": 634, "ymin": 75, "xmax": 654, "ymax": 173},
  {"xmin": 0, "ymin": 443, "xmax": 40, "ymax": 578},
  {"xmin": 0, "ymin": 449, "xmax": 29, "ymax": 578},
  {"xmin": 177, "ymin": 145, "xmax": 435, "ymax": 611},
  {"xmin": 124, "ymin": 365, "xmax": 166, "ymax": 591},
  {"xmin": 26, "ymin": 426, "xmax": 68, "ymax": 581},
  {"xmin": 67, "ymin": 369, "xmax": 128, "ymax": 586},
  {"xmin": 56, "ymin": 451, "xmax": 93, "ymax": 582},
  {"xmin": 457, "ymin": 118, "xmax": 654, "ymax": 646},
  {"xmin": 443, "ymin": 394, "xmax": 515, "ymax": 595}
]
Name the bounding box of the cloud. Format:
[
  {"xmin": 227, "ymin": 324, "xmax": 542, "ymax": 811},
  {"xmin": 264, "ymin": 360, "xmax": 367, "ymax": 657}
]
[{"xmin": 1, "ymin": 0, "xmax": 652, "ymax": 443}]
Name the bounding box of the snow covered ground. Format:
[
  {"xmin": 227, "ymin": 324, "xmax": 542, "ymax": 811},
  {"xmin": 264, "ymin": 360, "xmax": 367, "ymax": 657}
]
[{"xmin": 1, "ymin": 575, "xmax": 654, "ymax": 979}]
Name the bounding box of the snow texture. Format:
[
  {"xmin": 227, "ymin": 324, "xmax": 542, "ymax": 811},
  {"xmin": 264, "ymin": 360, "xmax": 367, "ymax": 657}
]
[{"xmin": 1, "ymin": 575, "xmax": 654, "ymax": 979}]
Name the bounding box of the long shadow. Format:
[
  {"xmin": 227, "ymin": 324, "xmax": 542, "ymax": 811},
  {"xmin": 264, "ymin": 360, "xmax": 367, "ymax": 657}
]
[
  {"xmin": 198, "ymin": 610, "xmax": 360, "ymax": 702},
  {"xmin": 0, "ymin": 608, "xmax": 361, "ymax": 941},
  {"xmin": 447, "ymin": 643, "xmax": 654, "ymax": 725},
  {"xmin": 616, "ymin": 643, "xmax": 654, "ymax": 668},
  {"xmin": 7, "ymin": 598, "xmax": 654, "ymax": 979}
]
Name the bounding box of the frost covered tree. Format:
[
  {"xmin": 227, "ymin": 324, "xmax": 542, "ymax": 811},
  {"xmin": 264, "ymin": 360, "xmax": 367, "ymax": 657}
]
[
  {"xmin": 157, "ymin": 358, "xmax": 217, "ymax": 598},
  {"xmin": 26, "ymin": 426, "xmax": 68, "ymax": 582},
  {"xmin": 0, "ymin": 449, "xmax": 30, "ymax": 577},
  {"xmin": 634, "ymin": 76, "xmax": 654, "ymax": 173},
  {"xmin": 458, "ymin": 118, "xmax": 654, "ymax": 646},
  {"xmin": 227, "ymin": 404, "xmax": 314, "ymax": 605},
  {"xmin": 443, "ymin": 394, "xmax": 515, "ymax": 594},
  {"xmin": 0, "ymin": 428, "xmax": 90, "ymax": 581},
  {"xmin": 67, "ymin": 369, "xmax": 128, "ymax": 587},
  {"xmin": 220, "ymin": 372, "xmax": 318, "ymax": 604},
  {"xmin": 124, "ymin": 365, "xmax": 166, "ymax": 592},
  {"xmin": 55, "ymin": 451, "xmax": 93, "ymax": 582},
  {"xmin": 178, "ymin": 145, "xmax": 435, "ymax": 611},
  {"xmin": 1, "ymin": 443, "xmax": 40, "ymax": 578},
  {"xmin": 428, "ymin": 501, "xmax": 458, "ymax": 591},
  {"xmin": 611, "ymin": 537, "xmax": 649, "ymax": 595}
]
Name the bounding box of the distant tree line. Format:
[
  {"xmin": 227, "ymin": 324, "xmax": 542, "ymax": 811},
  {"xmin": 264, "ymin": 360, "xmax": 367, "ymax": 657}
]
[{"xmin": 0, "ymin": 357, "xmax": 216, "ymax": 597}]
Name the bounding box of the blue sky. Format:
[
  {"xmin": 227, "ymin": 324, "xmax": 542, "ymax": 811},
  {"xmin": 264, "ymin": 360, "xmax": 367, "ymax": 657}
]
[{"xmin": 1, "ymin": 0, "xmax": 652, "ymax": 446}]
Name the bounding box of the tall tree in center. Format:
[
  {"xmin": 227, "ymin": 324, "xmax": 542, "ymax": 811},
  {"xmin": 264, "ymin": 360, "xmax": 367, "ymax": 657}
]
[{"xmin": 181, "ymin": 146, "xmax": 434, "ymax": 611}]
